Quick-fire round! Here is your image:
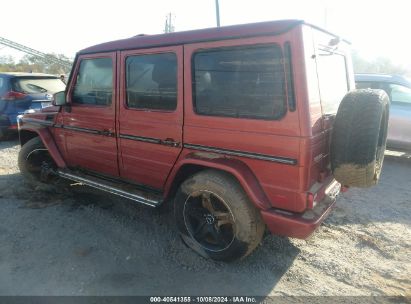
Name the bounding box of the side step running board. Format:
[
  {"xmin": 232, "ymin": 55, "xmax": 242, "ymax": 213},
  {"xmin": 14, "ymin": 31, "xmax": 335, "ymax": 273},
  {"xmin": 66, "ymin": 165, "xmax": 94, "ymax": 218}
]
[{"xmin": 57, "ymin": 170, "xmax": 162, "ymax": 207}]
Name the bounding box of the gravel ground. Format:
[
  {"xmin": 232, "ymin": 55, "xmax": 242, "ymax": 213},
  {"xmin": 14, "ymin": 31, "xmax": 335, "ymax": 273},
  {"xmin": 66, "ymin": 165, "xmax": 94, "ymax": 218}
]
[{"xmin": 0, "ymin": 139, "xmax": 410, "ymax": 296}]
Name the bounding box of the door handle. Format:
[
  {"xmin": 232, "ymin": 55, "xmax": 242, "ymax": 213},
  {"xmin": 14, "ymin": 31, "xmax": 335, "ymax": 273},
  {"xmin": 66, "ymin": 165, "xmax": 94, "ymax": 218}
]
[
  {"xmin": 100, "ymin": 129, "xmax": 114, "ymax": 137},
  {"xmin": 161, "ymin": 138, "xmax": 180, "ymax": 147}
]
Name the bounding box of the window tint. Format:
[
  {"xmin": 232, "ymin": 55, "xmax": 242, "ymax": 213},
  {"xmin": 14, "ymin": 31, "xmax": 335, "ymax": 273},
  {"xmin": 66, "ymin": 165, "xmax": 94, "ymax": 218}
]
[
  {"xmin": 72, "ymin": 58, "xmax": 113, "ymax": 106},
  {"xmin": 193, "ymin": 45, "xmax": 286, "ymax": 120},
  {"xmin": 390, "ymin": 84, "xmax": 411, "ymax": 104},
  {"xmin": 126, "ymin": 53, "xmax": 177, "ymax": 111},
  {"xmin": 316, "ymin": 51, "xmax": 348, "ymax": 114},
  {"xmin": 13, "ymin": 78, "xmax": 65, "ymax": 94}
]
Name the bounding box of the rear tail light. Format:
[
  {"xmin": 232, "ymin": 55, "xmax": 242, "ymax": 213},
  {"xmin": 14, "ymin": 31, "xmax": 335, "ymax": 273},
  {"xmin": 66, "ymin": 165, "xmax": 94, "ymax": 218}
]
[
  {"xmin": 1, "ymin": 91, "xmax": 28, "ymax": 101},
  {"xmin": 307, "ymin": 192, "xmax": 317, "ymax": 209}
]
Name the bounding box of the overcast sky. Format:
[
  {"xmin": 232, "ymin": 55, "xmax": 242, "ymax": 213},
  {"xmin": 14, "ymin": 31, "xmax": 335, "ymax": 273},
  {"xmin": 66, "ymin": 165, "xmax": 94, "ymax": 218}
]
[{"xmin": 0, "ymin": 0, "xmax": 409, "ymax": 67}]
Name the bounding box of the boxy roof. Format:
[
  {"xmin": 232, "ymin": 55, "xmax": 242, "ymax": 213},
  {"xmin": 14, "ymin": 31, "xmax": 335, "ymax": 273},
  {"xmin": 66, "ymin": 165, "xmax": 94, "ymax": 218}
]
[{"xmin": 79, "ymin": 19, "xmax": 305, "ymax": 55}]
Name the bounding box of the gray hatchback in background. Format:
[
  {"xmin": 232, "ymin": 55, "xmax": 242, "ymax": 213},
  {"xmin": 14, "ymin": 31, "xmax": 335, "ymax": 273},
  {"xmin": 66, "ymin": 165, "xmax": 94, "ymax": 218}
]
[{"xmin": 355, "ymin": 74, "xmax": 411, "ymax": 150}]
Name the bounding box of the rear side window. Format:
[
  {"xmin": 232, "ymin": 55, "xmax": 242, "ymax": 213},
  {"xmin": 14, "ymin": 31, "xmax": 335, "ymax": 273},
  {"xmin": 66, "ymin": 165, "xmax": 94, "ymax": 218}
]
[
  {"xmin": 13, "ymin": 77, "xmax": 65, "ymax": 94},
  {"xmin": 390, "ymin": 84, "xmax": 411, "ymax": 105},
  {"xmin": 316, "ymin": 51, "xmax": 348, "ymax": 114},
  {"xmin": 126, "ymin": 53, "xmax": 177, "ymax": 111},
  {"xmin": 72, "ymin": 58, "xmax": 113, "ymax": 106},
  {"xmin": 192, "ymin": 44, "xmax": 286, "ymax": 120}
]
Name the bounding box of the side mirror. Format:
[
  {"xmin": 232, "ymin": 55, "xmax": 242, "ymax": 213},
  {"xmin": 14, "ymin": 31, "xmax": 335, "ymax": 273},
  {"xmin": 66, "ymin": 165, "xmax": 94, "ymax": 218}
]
[{"xmin": 52, "ymin": 91, "xmax": 66, "ymax": 106}]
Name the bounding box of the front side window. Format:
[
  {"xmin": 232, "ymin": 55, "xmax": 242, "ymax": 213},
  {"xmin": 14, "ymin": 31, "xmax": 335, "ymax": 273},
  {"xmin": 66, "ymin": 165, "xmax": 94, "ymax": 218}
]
[
  {"xmin": 316, "ymin": 50, "xmax": 348, "ymax": 114},
  {"xmin": 126, "ymin": 53, "xmax": 177, "ymax": 111},
  {"xmin": 192, "ymin": 44, "xmax": 286, "ymax": 120},
  {"xmin": 72, "ymin": 58, "xmax": 113, "ymax": 106}
]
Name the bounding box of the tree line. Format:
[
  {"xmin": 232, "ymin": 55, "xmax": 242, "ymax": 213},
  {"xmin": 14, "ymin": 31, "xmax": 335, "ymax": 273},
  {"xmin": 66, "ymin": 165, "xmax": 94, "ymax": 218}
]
[
  {"xmin": 0, "ymin": 53, "xmax": 72, "ymax": 75},
  {"xmin": 1, "ymin": 51, "xmax": 410, "ymax": 78}
]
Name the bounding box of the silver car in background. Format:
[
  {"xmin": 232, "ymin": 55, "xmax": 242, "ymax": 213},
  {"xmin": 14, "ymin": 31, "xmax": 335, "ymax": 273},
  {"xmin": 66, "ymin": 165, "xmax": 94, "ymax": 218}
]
[{"xmin": 355, "ymin": 74, "xmax": 411, "ymax": 150}]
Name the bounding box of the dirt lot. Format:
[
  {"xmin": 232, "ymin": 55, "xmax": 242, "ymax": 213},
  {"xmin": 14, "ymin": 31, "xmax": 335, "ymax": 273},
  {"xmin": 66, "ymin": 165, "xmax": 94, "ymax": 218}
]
[{"xmin": 0, "ymin": 139, "xmax": 410, "ymax": 296}]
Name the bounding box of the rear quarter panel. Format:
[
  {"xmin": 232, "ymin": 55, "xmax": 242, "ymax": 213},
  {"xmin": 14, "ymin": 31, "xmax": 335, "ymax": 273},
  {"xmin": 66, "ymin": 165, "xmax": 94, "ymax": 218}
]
[{"xmin": 182, "ymin": 27, "xmax": 309, "ymax": 212}]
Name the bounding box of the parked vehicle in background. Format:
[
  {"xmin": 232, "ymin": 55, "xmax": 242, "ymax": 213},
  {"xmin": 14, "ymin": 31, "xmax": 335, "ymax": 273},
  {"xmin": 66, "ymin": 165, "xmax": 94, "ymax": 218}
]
[
  {"xmin": 0, "ymin": 72, "xmax": 66, "ymax": 140},
  {"xmin": 356, "ymin": 74, "xmax": 411, "ymax": 150},
  {"xmin": 17, "ymin": 20, "xmax": 389, "ymax": 261}
]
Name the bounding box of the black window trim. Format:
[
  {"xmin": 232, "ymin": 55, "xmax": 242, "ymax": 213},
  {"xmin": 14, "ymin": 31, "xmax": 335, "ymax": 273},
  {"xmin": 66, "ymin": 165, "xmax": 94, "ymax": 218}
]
[
  {"xmin": 191, "ymin": 43, "xmax": 288, "ymax": 121},
  {"xmin": 284, "ymin": 41, "xmax": 296, "ymax": 112},
  {"xmin": 124, "ymin": 52, "xmax": 178, "ymax": 113}
]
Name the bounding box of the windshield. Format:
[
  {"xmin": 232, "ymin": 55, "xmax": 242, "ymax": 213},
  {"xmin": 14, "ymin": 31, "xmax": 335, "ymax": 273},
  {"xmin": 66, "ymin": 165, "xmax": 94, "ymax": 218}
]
[{"xmin": 13, "ymin": 77, "xmax": 66, "ymax": 94}]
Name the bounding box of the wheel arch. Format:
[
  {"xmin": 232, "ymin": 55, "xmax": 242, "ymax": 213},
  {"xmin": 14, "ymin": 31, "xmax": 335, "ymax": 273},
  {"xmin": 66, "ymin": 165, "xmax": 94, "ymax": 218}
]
[
  {"xmin": 164, "ymin": 153, "xmax": 271, "ymax": 210},
  {"xmin": 19, "ymin": 127, "xmax": 66, "ymax": 168},
  {"xmin": 19, "ymin": 129, "xmax": 40, "ymax": 146}
]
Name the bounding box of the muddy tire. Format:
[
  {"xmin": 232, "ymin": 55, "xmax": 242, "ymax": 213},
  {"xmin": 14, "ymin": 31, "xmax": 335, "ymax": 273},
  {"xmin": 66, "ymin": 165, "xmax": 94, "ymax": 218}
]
[
  {"xmin": 174, "ymin": 170, "xmax": 265, "ymax": 262},
  {"xmin": 331, "ymin": 89, "xmax": 390, "ymax": 188},
  {"xmin": 18, "ymin": 137, "xmax": 55, "ymax": 185}
]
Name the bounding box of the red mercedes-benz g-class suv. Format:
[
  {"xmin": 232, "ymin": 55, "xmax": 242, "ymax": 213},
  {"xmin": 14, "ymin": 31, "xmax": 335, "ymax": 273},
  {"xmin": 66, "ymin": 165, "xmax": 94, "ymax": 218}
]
[{"xmin": 17, "ymin": 20, "xmax": 389, "ymax": 261}]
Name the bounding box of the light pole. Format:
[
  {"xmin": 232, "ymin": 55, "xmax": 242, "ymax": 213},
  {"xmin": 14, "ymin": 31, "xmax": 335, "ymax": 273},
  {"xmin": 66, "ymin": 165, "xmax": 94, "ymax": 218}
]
[{"xmin": 215, "ymin": 0, "xmax": 220, "ymax": 27}]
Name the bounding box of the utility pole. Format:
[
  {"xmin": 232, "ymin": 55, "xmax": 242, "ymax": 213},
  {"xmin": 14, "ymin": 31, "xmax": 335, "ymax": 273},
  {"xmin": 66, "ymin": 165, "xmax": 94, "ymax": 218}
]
[
  {"xmin": 215, "ymin": 0, "xmax": 220, "ymax": 27},
  {"xmin": 164, "ymin": 13, "xmax": 175, "ymax": 33}
]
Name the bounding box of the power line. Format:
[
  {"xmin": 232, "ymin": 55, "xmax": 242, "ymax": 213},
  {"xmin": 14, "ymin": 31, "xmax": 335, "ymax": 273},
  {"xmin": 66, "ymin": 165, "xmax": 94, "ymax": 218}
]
[{"xmin": 0, "ymin": 36, "xmax": 72, "ymax": 70}]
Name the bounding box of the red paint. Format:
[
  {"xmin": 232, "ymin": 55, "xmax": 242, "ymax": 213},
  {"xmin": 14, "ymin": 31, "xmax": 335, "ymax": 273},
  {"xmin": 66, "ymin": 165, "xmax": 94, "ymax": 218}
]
[
  {"xmin": 117, "ymin": 46, "xmax": 184, "ymax": 189},
  {"xmin": 62, "ymin": 52, "xmax": 119, "ymax": 177},
  {"xmin": 19, "ymin": 20, "xmax": 354, "ymax": 239},
  {"xmin": 164, "ymin": 151, "xmax": 272, "ymax": 210},
  {"xmin": 19, "ymin": 120, "xmax": 66, "ymax": 168},
  {"xmin": 261, "ymin": 197, "xmax": 336, "ymax": 239}
]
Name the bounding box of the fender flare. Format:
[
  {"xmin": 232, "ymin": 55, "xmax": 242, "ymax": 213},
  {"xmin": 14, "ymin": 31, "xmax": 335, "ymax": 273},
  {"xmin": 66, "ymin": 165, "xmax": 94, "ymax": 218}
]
[
  {"xmin": 19, "ymin": 127, "xmax": 66, "ymax": 168},
  {"xmin": 164, "ymin": 152, "xmax": 271, "ymax": 210}
]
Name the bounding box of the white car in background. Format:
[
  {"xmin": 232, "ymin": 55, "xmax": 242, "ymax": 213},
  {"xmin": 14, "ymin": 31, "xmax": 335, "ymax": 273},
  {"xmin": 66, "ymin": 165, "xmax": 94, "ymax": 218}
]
[{"xmin": 356, "ymin": 74, "xmax": 411, "ymax": 151}]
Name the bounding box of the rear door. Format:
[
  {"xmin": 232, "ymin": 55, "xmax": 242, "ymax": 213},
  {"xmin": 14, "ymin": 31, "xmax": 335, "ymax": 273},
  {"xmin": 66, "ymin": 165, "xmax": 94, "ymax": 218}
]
[
  {"xmin": 118, "ymin": 46, "xmax": 183, "ymax": 190},
  {"xmin": 61, "ymin": 52, "xmax": 119, "ymax": 177}
]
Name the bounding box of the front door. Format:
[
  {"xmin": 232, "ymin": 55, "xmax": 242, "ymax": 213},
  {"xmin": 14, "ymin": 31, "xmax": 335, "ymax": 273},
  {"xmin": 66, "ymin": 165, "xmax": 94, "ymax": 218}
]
[
  {"xmin": 62, "ymin": 52, "xmax": 119, "ymax": 177},
  {"xmin": 118, "ymin": 46, "xmax": 183, "ymax": 190}
]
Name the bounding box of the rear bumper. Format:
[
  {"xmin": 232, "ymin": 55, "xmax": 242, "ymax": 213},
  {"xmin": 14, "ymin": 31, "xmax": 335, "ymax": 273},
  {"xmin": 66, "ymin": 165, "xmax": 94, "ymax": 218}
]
[{"xmin": 261, "ymin": 181, "xmax": 339, "ymax": 239}]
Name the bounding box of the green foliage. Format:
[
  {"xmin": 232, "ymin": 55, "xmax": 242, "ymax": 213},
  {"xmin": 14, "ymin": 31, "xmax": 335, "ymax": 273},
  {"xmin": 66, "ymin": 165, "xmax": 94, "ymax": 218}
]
[{"xmin": 0, "ymin": 53, "xmax": 72, "ymax": 74}]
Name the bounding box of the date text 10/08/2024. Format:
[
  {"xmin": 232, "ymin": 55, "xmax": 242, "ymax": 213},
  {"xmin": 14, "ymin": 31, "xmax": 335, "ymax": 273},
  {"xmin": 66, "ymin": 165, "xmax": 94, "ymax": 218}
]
[{"xmin": 150, "ymin": 297, "xmax": 257, "ymax": 303}]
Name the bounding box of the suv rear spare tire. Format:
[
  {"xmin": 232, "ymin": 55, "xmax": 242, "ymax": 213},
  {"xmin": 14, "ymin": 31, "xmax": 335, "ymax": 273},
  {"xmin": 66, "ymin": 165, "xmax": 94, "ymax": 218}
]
[{"xmin": 331, "ymin": 89, "xmax": 390, "ymax": 188}]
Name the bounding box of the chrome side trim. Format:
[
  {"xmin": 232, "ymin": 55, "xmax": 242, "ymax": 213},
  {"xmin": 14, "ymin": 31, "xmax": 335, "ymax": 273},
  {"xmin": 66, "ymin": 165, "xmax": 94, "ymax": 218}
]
[
  {"xmin": 119, "ymin": 134, "xmax": 161, "ymax": 144},
  {"xmin": 21, "ymin": 118, "xmax": 54, "ymax": 127},
  {"xmin": 57, "ymin": 170, "xmax": 161, "ymax": 207},
  {"xmin": 184, "ymin": 143, "xmax": 297, "ymax": 165},
  {"xmin": 63, "ymin": 125, "xmax": 100, "ymax": 135}
]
